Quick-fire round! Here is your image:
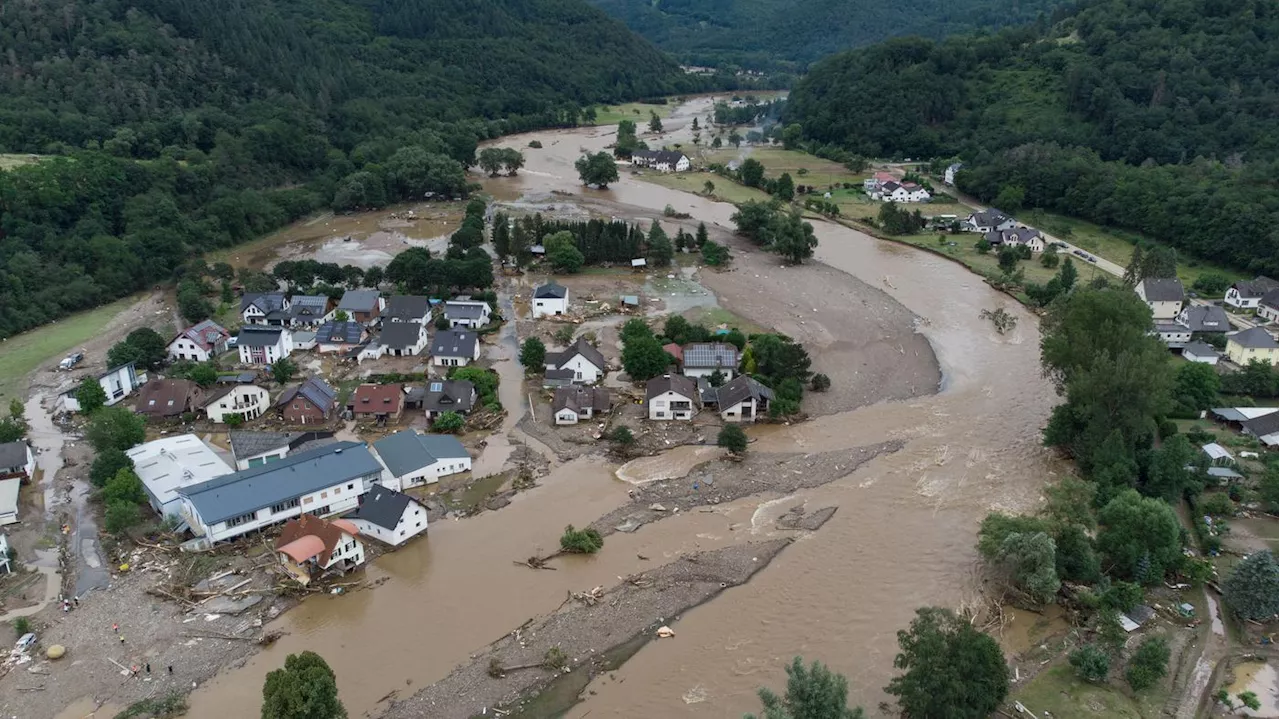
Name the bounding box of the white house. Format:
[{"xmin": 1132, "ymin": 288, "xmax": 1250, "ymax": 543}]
[
  {"xmin": 168, "ymin": 320, "xmax": 231, "ymax": 362},
  {"xmin": 532, "ymin": 282, "xmax": 569, "ymax": 318},
  {"xmin": 444, "ymin": 300, "xmax": 492, "ymax": 329},
  {"xmin": 964, "ymin": 210, "xmax": 1016, "ymax": 234},
  {"xmin": 61, "ymin": 362, "xmax": 142, "ymax": 412},
  {"xmin": 431, "ymin": 329, "xmax": 480, "ymax": 367},
  {"xmin": 285, "ymin": 295, "xmax": 336, "ymax": 328},
  {"xmin": 544, "ymin": 338, "xmax": 606, "ymax": 384},
  {"xmin": 552, "ymin": 386, "xmax": 611, "ymax": 425},
  {"xmin": 315, "ymin": 321, "xmax": 367, "ymax": 354},
  {"xmin": 379, "ymin": 321, "xmax": 428, "ymax": 357},
  {"xmin": 716, "ymin": 375, "xmax": 775, "ymax": 423},
  {"xmin": 1181, "ymin": 342, "xmax": 1221, "ymax": 365},
  {"xmin": 1258, "ymin": 289, "xmax": 1279, "ymax": 323},
  {"xmin": 202, "ymin": 385, "xmax": 271, "ymax": 423},
  {"xmin": 646, "ymin": 374, "xmax": 699, "ymax": 421},
  {"xmin": 346, "ymin": 484, "xmax": 428, "ymax": 547},
  {"xmin": 984, "ymin": 227, "xmax": 1045, "ymax": 253},
  {"xmin": 1153, "ymin": 322, "xmax": 1193, "ymax": 349},
  {"xmin": 383, "ymin": 296, "xmax": 431, "ymax": 324},
  {"xmin": 1135, "ymin": 278, "xmax": 1185, "ymax": 320},
  {"xmin": 0, "ymin": 441, "xmax": 36, "ymax": 482},
  {"xmin": 127, "ymin": 434, "xmax": 234, "ymax": 517},
  {"xmin": 0, "ymin": 479, "xmax": 18, "ymax": 526},
  {"xmin": 228, "ymin": 430, "xmax": 313, "ymax": 470},
  {"xmin": 357, "ymin": 340, "xmax": 387, "ymax": 364},
  {"xmin": 944, "ymin": 163, "xmax": 962, "ymax": 185},
  {"xmin": 863, "ymin": 171, "xmax": 897, "ymax": 193},
  {"xmin": 680, "ymin": 342, "xmax": 739, "ymax": 380},
  {"xmin": 371, "ymin": 430, "xmax": 472, "ymax": 491},
  {"xmin": 632, "ymin": 150, "xmax": 690, "ymax": 173},
  {"xmin": 178, "ymin": 442, "xmax": 380, "ymax": 544},
  {"xmin": 1224, "ymin": 277, "xmax": 1279, "ymax": 310},
  {"xmin": 241, "ymin": 293, "xmax": 289, "ymax": 326},
  {"xmin": 871, "ymin": 181, "xmax": 931, "ymax": 203},
  {"xmin": 275, "ymin": 514, "xmax": 365, "ymax": 585},
  {"xmin": 236, "ymin": 327, "xmax": 293, "ymax": 365}
]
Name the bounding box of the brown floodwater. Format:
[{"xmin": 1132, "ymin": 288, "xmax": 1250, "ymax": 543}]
[{"xmin": 181, "ymin": 95, "xmax": 1062, "ymax": 718}]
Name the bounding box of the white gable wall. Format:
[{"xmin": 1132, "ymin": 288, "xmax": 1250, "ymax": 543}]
[
  {"xmin": 349, "ymin": 502, "xmax": 429, "ymax": 547},
  {"xmin": 648, "ymin": 390, "xmax": 696, "ymax": 420}
]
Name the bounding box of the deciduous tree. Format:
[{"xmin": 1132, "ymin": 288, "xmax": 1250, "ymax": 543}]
[
  {"xmin": 575, "ymin": 152, "xmax": 619, "ymax": 188},
  {"xmin": 885, "ymin": 607, "xmax": 1008, "ymax": 719},
  {"xmin": 261, "ymin": 651, "xmax": 348, "ymax": 719},
  {"xmin": 75, "ymin": 378, "xmax": 109, "ymax": 415},
  {"xmin": 519, "ymin": 338, "xmax": 546, "ymax": 369},
  {"xmin": 85, "ymin": 406, "xmax": 146, "ymax": 452},
  {"xmin": 717, "ymin": 424, "xmax": 748, "ymax": 454},
  {"xmin": 1096, "ymin": 490, "xmax": 1182, "ymax": 584},
  {"xmin": 746, "ymin": 657, "xmax": 864, "ymax": 719}
]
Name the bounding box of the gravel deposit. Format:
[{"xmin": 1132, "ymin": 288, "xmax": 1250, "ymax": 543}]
[
  {"xmin": 590, "ymin": 441, "xmax": 903, "ymax": 537},
  {"xmin": 381, "ymin": 539, "xmax": 791, "ymax": 719}
]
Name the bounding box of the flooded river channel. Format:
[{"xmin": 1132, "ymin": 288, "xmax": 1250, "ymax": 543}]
[{"xmin": 182, "ymin": 96, "xmax": 1063, "ymax": 718}]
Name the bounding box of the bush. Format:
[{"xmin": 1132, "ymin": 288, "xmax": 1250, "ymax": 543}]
[
  {"xmin": 224, "ymin": 413, "xmax": 244, "ymax": 427},
  {"xmin": 1069, "ymin": 644, "xmax": 1111, "ymax": 683},
  {"xmin": 560, "ymin": 525, "xmax": 603, "ymax": 553},
  {"xmin": 13, "ymin": 617, "xmax": 31, "ymax": 637},
  {"xmin": 1124, "ymin": 636, "xmax": 1169, "ymax": 690},
  {"xmin": 90, "ymin": 449, "xmax": 133, "ymax": 488},
  {"xmin": 104, "ymin": 501, "xmax": 142, "ymax": 534},
  {"xmin": 609, "ymin": 426, "xmax": 635, "ymax": 446},
  {"xmin": 528, "ymin": 140, "xmax": 543, "ymax": 149},
  {"xmin": 810, "ymin": 373, "xmax": 831, "ymax": 392},
  {"xmin": 717, "ymin": 424, "xmax": 748, "ymax": 454},
  {"xmin": 554, "ymin": 325, "xmax": 576, "ymax": 344},
  {"xmin": 1197, "ymin": 493, "xmax": 1235, "ymax": 517},
  {"xmin": 433, "ymin": 411, "xmax": 465, "ymax": 433}
]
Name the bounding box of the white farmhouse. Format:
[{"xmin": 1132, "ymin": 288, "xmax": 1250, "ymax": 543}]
[
  {"xmin": 346, "ymin": 484, "xmax": 428, "ymax": 547},
  {"xmin": 552, "ymin": 386, "xmax": 611, "ymax": 425},
  {"xmin": 646, "ymin": 374, "xmax": 699, "ymax": 421},
  {"xmin": 544, "ymin": 337, "xmax": 606, "ymax": 384},
  {"xmin": 201, "ymin": 384, "xmax": 271, "ymax": 423},
  {"xmin": 168, "ymin": 320, "xmax": 231, "ymax": 362},
  {"xmin": 532, "ymin": 282, "xmax": 569, "ymax": 318},
  {"xmin": 236, "ymin": 327, "xmax": 293, "ymax": 365},
  {"xmin": 241, "ymin": 293, "xmax": 289, "ymax": 326},
  {"xmin": 61, "ymin": 362, "xmax": 142, "ymax": 412},
  {"xmin": 715, "ymin": 375, "xmax": 775, "ymax": 423},
  {"xmin": 444, "ymin": 300, "xmax": 492, "ymax": 329},
  {"xmin": 372, "ymin": 430, "xmax": 472, "ymax": 491},
  {"xmin": 379, "ymin": 321, "xmax": 428, "ymax": 357},
  {"xmin": 632, "ymin": 150, "xmax": 690, "ymax": 173},
  {"xmin": 872, "ymin": 181, "xmax": 931, "ymax": 203},
  {"xmin": 1224, "ymin": 277, "xmax": 1279, "ymax": 310}
]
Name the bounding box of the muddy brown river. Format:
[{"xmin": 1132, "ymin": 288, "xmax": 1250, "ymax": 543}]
[{"xmin": 180, "ymin": 96, "xmax": 1062, "ymax": 718}]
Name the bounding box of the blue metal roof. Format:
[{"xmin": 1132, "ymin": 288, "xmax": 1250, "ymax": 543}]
[
  {"xmin": 373, "ymin": 431, "xmax": 469, "ymax": 478},
  {"xmin": 179, "ymin": 441, "xmax": 381, "ymax": 524}
]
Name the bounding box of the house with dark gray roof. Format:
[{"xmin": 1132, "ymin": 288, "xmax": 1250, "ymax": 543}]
[
  {"xmin": 178, "ymin": 441, "xmax": 383, "ymax": 543},
  {"xmin": 431, "ymin": 329, "xmax": 480, "ymax": 367},
  {"xmin": 982, "ymin": 227, "xmax": 1044, "ymax": 252},
  {"xmin": 646, "ymin": 374, "xmax": 699, "ymax": 421},
  {"xmin": 964, "ymin": 210, "xmax": 1015, "ymax": 234},
  {"xmin": 680, "ymin": 342, "xmax": 739, "ymax": 380},
  {"xmin": 236, "ymin": 326, "xmax": 293, "ymax": 365},
  {"xmin": 1180, "ymin": 341, "xmax": 1220, "ymax": 365},
  {"xmin": 631, "ymin": 150, "xmax": 691, "ymax": 173},
  {"xmin": 424, "ymin": 379, "xmax": 476, "ymax": 419},
  {"xmin": 277, "ymin": 378, "xmax": 338, "ymax": 424},
  {"xmin": 1176, "ymin": 305, "xmax": 1231, "ymax": 333},
  {"xmin": 338, "ymin": 289, "xmax": 385, "ymax": 325},
  {"xmin": 168, "ymin": 320, "xmax": 231, "ymax": 362},
  {"xmin": 315, "ymin": 321, "xmax": 368, "ymax": 353},
  {"xmin": 241, "ymin": 293, "xmax": 289, "ymax": 326},
  {"xmin": 444, "ymin": 300, "xmax": 492, "ymax": 329},
  {"xmin": 1226, "ymin": 326, "xmax": 1279, "ymax": 367},
  {"xmin": 228, "ymin": 430, "xmax": 334, "ymax": 471},
  {"xmin": 0, "ymin": 441, "xmax": 35, "ymax": 482},
  {"xmin": 286, "ymin": 295, "xmax": 335, "ymax": 328},
  {"xmin": 1260, "ymin": 288, "xmax": 1279, "ymax": 323},
  {"xmin": 544, "ymin": 337, "xmax": 606, "ymax": 384},
  {"xmin": 552, "ymin": 386, "xmax": 611, "ymax": 425},
  {"xmin": 371, "ymin": 430, "xmax": 471, "ymax": 490},
  {"xmin": 532, "ymin": 282, "xmax": 569, "ymax": 318},
  {"xmin": 346, "ymin": 484, "xmax": 428, "ymax": 546},
  {"xmin": 1225, "ymin": 276, "xmax": 1279, "ymax": 310},
  {"xmin": 379, "ymin": 321, "xmax": 428, "ymax": 357},
  {"xmin": 1241, "ymin": 411, "xmax": 1279, "ymax": 447},
  {"xmin": 1135, "ymin": 277, "xmax": 1185, "ymax": 320},
  {"xmin": 384, "ymin": 296, "xmax": 431, "ymax": 324},
  {"xmin": 716, "ymin": 375, "xmax": 775, "ymax": 423}
]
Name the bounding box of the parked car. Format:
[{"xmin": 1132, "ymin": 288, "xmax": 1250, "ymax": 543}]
[{"xmin": 15, "ymin": 632, "xmax": 37, "ymax": 652}]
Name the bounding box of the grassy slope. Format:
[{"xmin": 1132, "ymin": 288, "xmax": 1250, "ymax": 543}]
[{"xmin": 0, "ymin": 295, "xmax": 142, "ymax": 401}]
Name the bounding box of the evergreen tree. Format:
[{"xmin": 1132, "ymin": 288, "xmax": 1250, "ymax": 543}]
[{"xmin": 1223, "ymin": 550, "xmax": 1279, "ymax": 621}]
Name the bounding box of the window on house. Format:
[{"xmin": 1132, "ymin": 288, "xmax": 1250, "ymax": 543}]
[
  {"xmin": 320, "ymin": 491, "xmax": 328, "ymax": 499},
  {"xmin": 271, "ymin": 498, "xmax": 300, "ymax": 514},
  {"xmin": 302, "ymin": 496, "xmax": 314, "ymax": 505},
  {"xmin": 347, "ymin": 483, "xmax": 354, "ymax": 490},
  {"xmin": 226, "ymin": 511, "xmax": 257, "ymax": 527}
]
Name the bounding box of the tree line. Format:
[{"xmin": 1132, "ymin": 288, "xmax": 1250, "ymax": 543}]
[
  {"xmin": 785, "ymin": 0, "xmax": 1279, "ymax": 275},
  {"xmin": 0, "ymin": 0, "xmax": 764, "ymax": 339}
]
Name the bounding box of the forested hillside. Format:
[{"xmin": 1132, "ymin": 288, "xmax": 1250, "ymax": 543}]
[
  {"xmin": 589, "ymin": 0, "xmax": 1065, "ymax": 70},
  {"xmin": 0, "ymin": 0, "xmax": 712, "ymax": 338},
  {"xmin": 785, "ymin": 0, "xmax": 1279, "ymax": 275}
]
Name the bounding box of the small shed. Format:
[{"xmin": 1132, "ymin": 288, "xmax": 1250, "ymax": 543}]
[
  {"xmin": 1121, "ymin": 605, "xmax": 1156, "ymax": 632},
  {"xmin": 1201, "ymin": 443, "xmax": 1235, "ymax": 466},
  {"xmin": 630, "ymin": 258, "xmax": 647, "ymax": 270}
]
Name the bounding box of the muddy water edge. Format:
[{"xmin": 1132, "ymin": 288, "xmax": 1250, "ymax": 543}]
[{"xmin": 180, "ymin": 95, "xmax": 1062, "ymax": 719}]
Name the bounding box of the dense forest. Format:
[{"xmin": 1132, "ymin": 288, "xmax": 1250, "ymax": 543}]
[
  {"xmin": 589, "ymin": 0, "xmax": 1066, "ymax": 71},
  {"xmin": 0, "ymin": 0, "xmax": 736, "ymax": 338},
  {"xmin": 785, "ymin": 0, "xmax": 1279, "ymax": 274}
]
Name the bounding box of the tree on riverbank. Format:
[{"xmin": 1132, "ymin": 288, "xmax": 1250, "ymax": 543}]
[
  {"xmin": 717, "ymin": 425, "xmax": 748, "ymax": 454},
  {"xmin": 885, "ymin": 607, "xmax": 1008, "ymax": 719},
  {"xmin": 747, "ymin": 657, "xmax": 864, "ymax": 719},
  {"xmin": 262, "ymin": 650, "xmax": 347, "ymax": 719},
  {"xmin": 1223, "ymin": 550, "xmax": 1278, "ymax": 621},
  {"xmin": 560, "ymin": 525, "xmax": 603, "ymax": 554},
  {"xmin": 575, "ymin": 152, "xmax": 619, "ymax": 188}
]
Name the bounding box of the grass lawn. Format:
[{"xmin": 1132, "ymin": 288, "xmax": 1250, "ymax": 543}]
[
  {"xmin": 1013, "ymin": 661, "xmax": 1166, "ymax": 718},
  {"xmin": 684, "ymin": 306, "xmax": 766, "ymax": 335},
  {"xmin": 700, "ymin": 147, "xmax": 860, "ymax": 188},
  {"xmin": 0, "ymin": 153, "xmax": 42, "ymax": 170},
  {"xmin": 809, "ymin": 187, "xmax": 970, "ymax": 224},
  {"xmin": 880, "ymin": 229, "xmax": 1103, "ymax": 290},
  {"xmin": 0, "ymin": 295, "xmax": 142, "ymax": 402},
  {"xmin": 591, "ymin": 101, "xmax": 673, "ymax": 126},
  {"xmin": 1022, "ymin": 210, "xmax": 1245, "ymax": 287},
  {"xmin": 634, "ymin": 170, "xmax": 770, "ymax": 205}
]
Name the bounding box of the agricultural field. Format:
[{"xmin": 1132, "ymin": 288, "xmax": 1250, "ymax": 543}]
[
  {"xmin": 635, "ymin": 169, "xmax": 770, "ymax": 204},
  {"xmin": 591, "ymin": 101, "xmax": 673, "ymax": 126}
]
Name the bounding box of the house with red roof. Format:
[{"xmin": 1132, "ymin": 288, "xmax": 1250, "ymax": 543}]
[
  {"xmin": 275, "ymin": 514, "xmax": 365, "ymax": 585},
  {"xmin": 167, "ymin": 320, "xmax": 232, "ymax": 363}
]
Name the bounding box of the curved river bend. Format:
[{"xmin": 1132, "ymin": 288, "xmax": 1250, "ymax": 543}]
[{"xmin": 180, "ymin": 96, "xmax": 1062, "ymax": 718}]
